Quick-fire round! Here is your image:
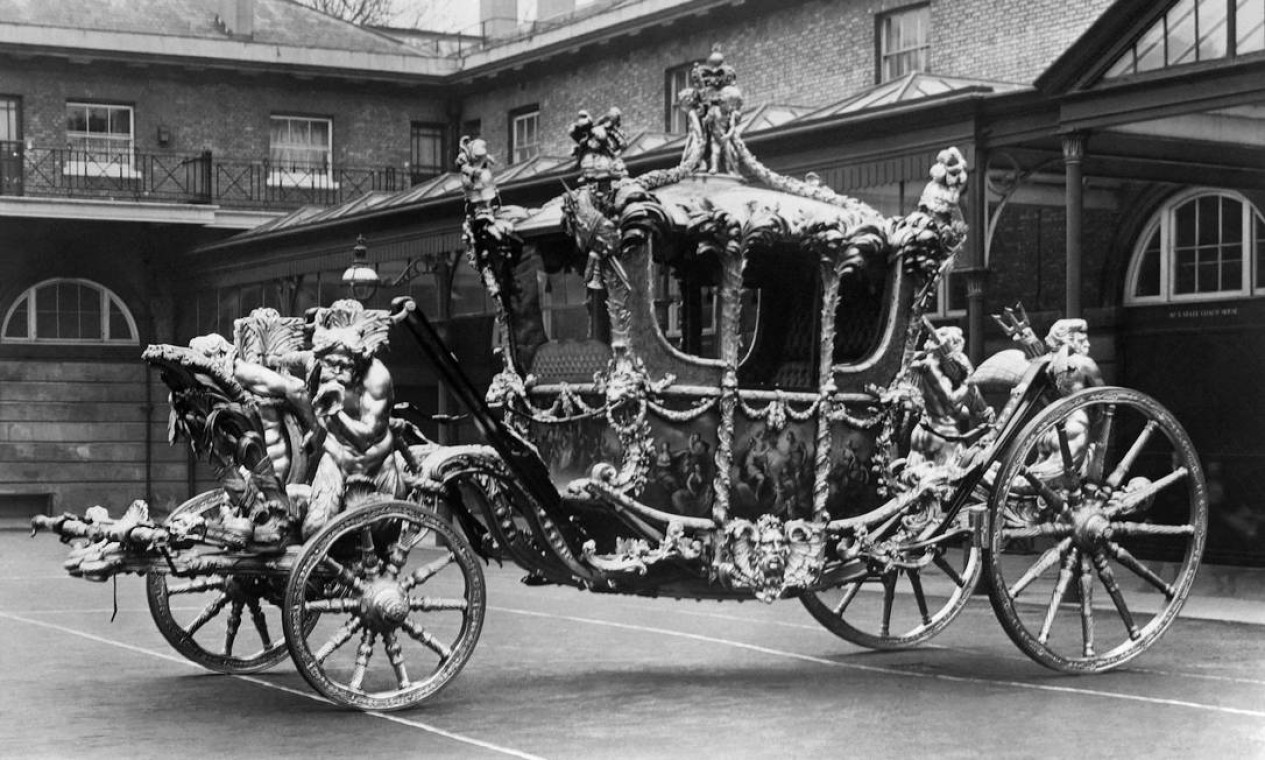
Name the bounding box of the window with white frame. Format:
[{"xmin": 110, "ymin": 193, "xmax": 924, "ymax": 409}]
[
  {"xmin": 269, "ymin": 115, "xmax": 334, "ymax": 186},
  {"xmin": 926, "ymin": 263, "xmax": 967, "ymax": 318},
  {"xmin": 65, "ymin": 102, "xmax": 136, "ymax": 177},
  {"xmin": 1125, "ymin": 189, "xmax": 1265, "ymax": 304},
  {"xmin": 510, "ymin": 107, "xmax": 540, "ymax": 164},
  {"xmin": 2, "ymin": 278, "xmax": 138, "ymax": 344},
  {"xmin": 878, "ymin": 4, "xmax": 931, "ymax": 83}
]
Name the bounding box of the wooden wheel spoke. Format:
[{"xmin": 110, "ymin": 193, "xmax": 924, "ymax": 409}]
[
  {"xmin": 1110, "ymin": 521, "xmax": 1196, "ymax": 538},
  {"xmin": 1008, "ymin": 537, "xmax": 1073, "ymax": 598},
  {"xmin": 1020, "ymin": 467, "xmax": 1066, "ymax": 513},
  {"xmin": 1091, "ymin": 550, "xmax": 1141, "ymax": 639},
  {"xmin": 408, "ymin": 596, "xmax": 469, "ymax": 612},
  {"xmin": 831, "ymin": 582, "xmax": 862, "ymax": 617},
  {"xmin": 360, "ymin": 527, "xmax": 380, "ymax": 577},
  {"xmin": 320, "ymin": 556, "xmax": 369, "ymax": 594},
  {"xmin": 880, "ymin": 574, "xmax": 896, "ymax": 638},
  {"xmin": 1038, "ymin": 548, "xmax": 1079, "ymax": 645},
  {"xmin": 1105, "ymin": 420, "xmax": 1158, "ymax": 489},
  {"xmin": 1056, "ymin": 422, "xmax": 1079, "ymax": 488},
  {"xmin": 1106, "ymin": 541, "xmax": 1176, "ymax": 598},
  {"xmin": 382, "ymin": 630, "xmax": 411, "ymax": 690},
  {"xmin": 908, "ymin": 571, "xmax": 931, "ymax": 626},
  {"xmin": 224, "ymin": 600, "xmax": 244, "ymax": 657},
  {"xmin": 246, "ymin": 597, "xmax": 272, "ymax": 648},
  {"xmin": 348, "ymin": 630, "xmax": 377, "ymax": 692},
  {"xmin": 1085, "ymin": 404, "xmax": 1116, "ymax": 484},
  {"xmin": 314, "ymin": 619, "xmax": 363, "ymax": 664},
  {"xmin": 184, "ymin": 593, "xmax": 231, "ymax": 637},
  {"xmin": 1105, "ymin": 468, "xmax": 1189, "ymax": 518},
  {"xmin": 387, "ymin": 524, "xmax": 433, "ymax": 579},
  {"xmin": 1078, "ymin": 553, "xmax": 1095, "ymax": 657},
  {"xmin": 401, "ymin": 619, "xmax": 452, "ymax": 662},
  {"xmin": 304, "ymin": 597, "xmax": 362, "ymax": 615},
  {"xmin": 932, "ymin": 554, "xmax": 965, "ymax": 588},
  {"xmin": 1002, "ymin": 522, "xmax": 1072, "ymax": 541},
  {"xmin": 402, "ymin": 551, "xmax": 455, "ymax": 592},
  {"xmin": 167, "ymin": 577, "xmax": 227, "ymax": 595}
]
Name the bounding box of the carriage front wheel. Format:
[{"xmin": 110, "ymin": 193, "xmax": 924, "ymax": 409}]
[
  {"xmin": 147, "ymin": 489, "xmax": 293, "ymax": 674},
  {"xmin": 283, "ymin": 498, "xmax": 486, "ymax": 711},
  {"xmin": 985, "ymin": 387, "xmax": 1207, "ymax": 673}
]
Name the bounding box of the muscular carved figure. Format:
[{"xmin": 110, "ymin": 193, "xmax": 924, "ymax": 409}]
[
  {"xmin": 304, "ymin": 300, "xmax": 402, "ymax": 539},
  {"xmin": 906, "ymin": 325, "xmax": 991, "ymax": 474},
  {"xmin": 231, "ymin": 308, "xmax": 314, "ymax": 482}
]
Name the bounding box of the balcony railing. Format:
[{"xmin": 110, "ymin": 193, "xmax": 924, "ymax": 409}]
[{"xmin": 0, "ymin": 142, "xmax": 413, "ymax": 210}]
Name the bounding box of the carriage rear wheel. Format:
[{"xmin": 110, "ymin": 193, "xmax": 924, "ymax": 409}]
[
  {"xmin": 146, "ymin": 490, "xmax": 292, "ymax": 674},
  {"xmin": 985, "ymin": 387, "xmax": 1207, "ymax": 673},
  {"xmin": 800, "ymin": 523, "xmax": 982, "ymax": 649},
  {"xmin": 283, "ymin": 498, "xmax": 485, "ymax": 711}
]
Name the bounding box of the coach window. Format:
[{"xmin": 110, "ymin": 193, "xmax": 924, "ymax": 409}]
[{"xmin": 2, "ymin": 278, "xmax": 138, "ymax": 344}]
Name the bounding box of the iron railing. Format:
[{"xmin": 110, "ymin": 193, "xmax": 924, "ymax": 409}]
[{"xmin": 0, "ymin": 143, "xmax": 413, "ymax": 210}]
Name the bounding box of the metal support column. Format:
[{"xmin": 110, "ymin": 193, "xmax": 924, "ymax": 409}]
[
  {"xmin": 963, "ymin": 145, "xmax": 989, "ymax": 366},
  {"xmin": 1063, "ymin": 133, "xmax": 1086, "ymax": 319}
]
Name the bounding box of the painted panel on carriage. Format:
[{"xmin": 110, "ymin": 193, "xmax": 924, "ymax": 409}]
[
  {"xmin": 529, "ymin": 417, "xmax": 624, "ymax": 488},
  {"xmin": 825, "ymin": 421, "xmax": 885, "ymax": 520},
  {"xmin": 729, "ymin": 420, "xmax": 816, "ymax": 522},
  {"xmin": 640, "ymin": 414, "xmax": 721, "ymax": 519}
]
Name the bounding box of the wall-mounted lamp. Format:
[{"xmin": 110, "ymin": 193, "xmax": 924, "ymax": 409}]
[
  {"xmin": 341, "ymin": 235, "xmax": 381, "ymax": 301},
  {"xmin": 156, "ymin": 125, "xmax": 171, "ymax": 147}
]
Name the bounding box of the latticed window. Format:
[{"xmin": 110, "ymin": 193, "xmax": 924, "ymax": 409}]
[
  {"xmin": 269, "ymin": 115, "xmax": 332, "ymax": 172},
  {"xmin": 878, "ymin": 5, "xmax": 930, "ymax": 83},
  {"xmin": 1104, "ymin": 0, "xmax": 1264, "ymax": 78},
  {"xmin": 2, "ymin": 278, "xmax": 138, "ymax": 344},
  {"xmin": 1126, "ymin": 189, "xmax": 1265, "ymax": 303},
  {"xmin": 510, "ymin": 107, "xmax": 539, "ymax": 164}
]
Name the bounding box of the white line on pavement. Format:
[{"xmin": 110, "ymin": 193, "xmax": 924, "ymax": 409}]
[
  {"xmin": 0, "ymin": 610, "xmax": 549, "ymax": 760},
  {"xmin": 490, "ymin": 605, "xmax": 1265, "ymax": 720}
]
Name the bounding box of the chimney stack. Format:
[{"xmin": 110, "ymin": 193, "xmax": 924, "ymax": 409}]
[
  {"xmin": 480, "ymin": 0, "xmax": 518, "ymax": 39},
  {"xmin": 220, "ymin": 0, "xmax": 255, "ymax": 38},
  {"xmin": 537, "ymin": 0, "xmax": 576, "ymax": 23}
]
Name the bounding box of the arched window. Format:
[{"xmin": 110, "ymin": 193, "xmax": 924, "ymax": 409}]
[
  {"xmin": 1125, "ymin": 189, "xmax": 1265, "ymax": 305},
  {"xmin": 1, "ymin": 278, "xmax": 138, "ymax": 344}
]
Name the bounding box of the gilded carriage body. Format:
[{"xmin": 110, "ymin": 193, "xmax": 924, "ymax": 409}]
[{"xmin": 32, "ymin": 50, "xmax": 1209, "ymax": 711}]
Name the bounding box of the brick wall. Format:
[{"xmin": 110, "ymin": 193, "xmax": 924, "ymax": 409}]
[
  {"xmin": 459, "ymin": 0, "xmax": 1111, "ymax": 164},
  {"xmin": 6, "ymin": 57, "xmax": 448, "ymax": 168}
]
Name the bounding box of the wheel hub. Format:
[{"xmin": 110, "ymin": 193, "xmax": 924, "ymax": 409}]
[
  {"xmin": 361, "ymin": 581, "xmax": 409, "ymax": 631},
  {"xmin": 1071, "ymin": 507, "xmax": 1111, "ymax": 550}
]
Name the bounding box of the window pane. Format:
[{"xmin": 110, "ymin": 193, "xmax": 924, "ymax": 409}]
[
  {"xmin": 1198, "ymin": 195, "xmax": 1220, "ymax": 245},
  {"xmin": 108, "ymin": 298, "xmax": 132, "ymax": 340},
  {"xmin": 880, "ymin": 5, "xmax": 930, "ymax": 82},
  {"xmin": 1223, "ymin": 197, "xmax": 1243, "ymax": 243},
  {"xmin": 1222, "ymin": 249, "xmax": 1242, "ymax": 289},
  {"xmin": 66, "ymin": 106, "xmax": 87, "ymax": 132},
  {"xmin": 1135, "ymin": 231, "xmax": 1162, "ymax": 297},
  {"xmin": 1136, "ymin": 19, "xmax": 1167, "ymax": 70},
  {"xmin": 1176, "ymin": 200, "xmax": 1197, "ymax": 247},
  {"xmin": 1168, "ymin": 0, "xmax": 1198, "ymax": 65},
  {"xmin": 1256, "ymin": 210, "xmax": 1265, "ymax": 290},
  {"xmin": 1238, "ymin": 0, "xmax": 1265, "ymax": 53},
  {"xmin": 108, "ymin": 107, "xmax": 131, "ymax": 136},
  {"xmin": 1197, "ymin": 0, "xmax": 1229, "ymax": 59},
  {"xmin": 1174, "ymin": 249, "xmax": 1197, "ymax": 293},
  {"xmin": 87, "ymin": 106, "xmax": 109, "ymax": 134},
  {"xmin": 3, "ymin": 296, "xmax": 28, "ymax": 338}
]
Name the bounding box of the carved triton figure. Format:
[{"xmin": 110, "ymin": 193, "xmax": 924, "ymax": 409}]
[{"xmin": 304, "ymin": 299, "xmax": 402, "ymax": 538}]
